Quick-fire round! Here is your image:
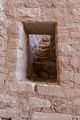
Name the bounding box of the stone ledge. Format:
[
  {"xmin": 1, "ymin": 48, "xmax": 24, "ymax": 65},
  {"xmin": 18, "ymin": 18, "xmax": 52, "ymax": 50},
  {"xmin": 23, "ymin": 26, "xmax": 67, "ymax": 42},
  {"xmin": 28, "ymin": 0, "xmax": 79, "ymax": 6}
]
[
  {"xmin": 31, "ymin": 112, "xmax": 72, "ymax": 120},
  {"xmin": 18, "ymin": 81, "xmax": 34, "ymax": 92},
  {"xmin": 6, "ymin": 80, "xmax": 34, "ymax": 92},
  {"xmin": 37, "ymin": 84, "xmax": 64, "ymax": 97}
]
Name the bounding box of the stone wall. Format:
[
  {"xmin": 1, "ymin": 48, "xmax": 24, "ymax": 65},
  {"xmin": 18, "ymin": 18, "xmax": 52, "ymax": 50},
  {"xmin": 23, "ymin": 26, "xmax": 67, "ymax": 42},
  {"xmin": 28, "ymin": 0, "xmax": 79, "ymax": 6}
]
[{"xmin": 0, "ymin": 0, "xmax": 80, "ymax": 120}]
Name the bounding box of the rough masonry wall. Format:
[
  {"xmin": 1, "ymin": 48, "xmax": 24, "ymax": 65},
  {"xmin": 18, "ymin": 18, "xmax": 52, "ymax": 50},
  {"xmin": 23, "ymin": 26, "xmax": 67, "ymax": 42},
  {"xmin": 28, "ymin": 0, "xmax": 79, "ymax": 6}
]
[{"xmin": 0, "ymin": 0, "xmax": 80, "ymax": 120}]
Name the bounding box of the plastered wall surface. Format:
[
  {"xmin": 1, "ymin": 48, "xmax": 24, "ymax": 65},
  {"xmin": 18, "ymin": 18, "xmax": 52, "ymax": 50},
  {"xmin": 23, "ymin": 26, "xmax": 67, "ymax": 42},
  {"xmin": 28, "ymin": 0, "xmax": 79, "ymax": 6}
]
[{"xmin": 0, "ymin": 0, "xmax": 80, "ymax": 120}]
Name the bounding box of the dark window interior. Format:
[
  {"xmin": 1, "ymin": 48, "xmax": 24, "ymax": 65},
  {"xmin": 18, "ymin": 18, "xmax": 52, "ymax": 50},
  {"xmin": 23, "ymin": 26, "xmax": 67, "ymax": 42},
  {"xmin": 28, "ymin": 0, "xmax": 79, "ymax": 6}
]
[{"xmin": 24, "ymin": 21, "xmax": 57, "ymax": 83}]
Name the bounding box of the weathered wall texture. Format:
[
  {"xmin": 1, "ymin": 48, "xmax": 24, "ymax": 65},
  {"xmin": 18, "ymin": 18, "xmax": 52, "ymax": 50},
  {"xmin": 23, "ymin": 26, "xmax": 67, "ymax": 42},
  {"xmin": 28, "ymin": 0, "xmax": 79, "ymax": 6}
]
[{"xmin": 0, "ymin": 0, "xmax": 80, "ymax": 120}]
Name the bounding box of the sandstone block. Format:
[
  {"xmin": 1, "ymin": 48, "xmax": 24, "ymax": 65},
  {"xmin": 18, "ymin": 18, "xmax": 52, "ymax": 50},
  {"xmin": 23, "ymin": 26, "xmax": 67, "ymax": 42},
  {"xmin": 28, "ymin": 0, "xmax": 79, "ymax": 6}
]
[
  {"xmin": 31, "ymin": 112, "xmax": 72, "ymax": 120},
  {"xmin": 0, "ymin": 57, "xmax": 5, "ymax": 65},
  {"xmin": 37, "ymin": 84, "xmax": 64, "ymax": 97},
  {"xmin": 6, "ymin": 81, "xmax": 19, "ymax": 92},
  {"xmin": 0, "ymin": 66, "xmax": 8, "ymax": 74},
  {"xmin": 0, "ymin": 40, "xmax": 7, "ymax": 51},
  {"xmin": 0, "ymin": 94, "xmax": 11, "ymax": 108},
  {"xmin": 0, "ymin": 51, "xmax": 6, "ymax": 57},
  {"xmin": 18, "ymin": 81, "xmax": 34, "ymax": 92},
  {"xmin": 70, "ymin": 55, "xmax": 80, "ymax": 69},
  {"xmin": 58, "ymin": 43, "xmax": 75, "ymax": 54},
  {"xmin": 73, "ymin": 98, "xmax": 80, "ymax": 107},
  {"xmin": 18, "ymin": 8, "xmax": 41, "ymax": 18},
  {"xmin": 52, "ymin": 0, "xmax": 65, "ymax": 6},
  {"xmin": 12, "ymin": 118, "xmax": 23, "ymax": 120},
  {"xmin": 6, "ymin": 62, "xmax": 16, "ymax": 72},
  {"xmin": 70, "ymin": 31, "xmax": 80, "ymax": 39},
  {"xmin": 0, "ymin": 21, "xmax": 7, "ymax": 36},
  {"xmin": 28, "ymin": 97, "xmax": 51, "ymax": 108},
  {"xmin": 0, "ymin": 73, "xmax": 7, "ymax": 81},
  {"xmin": 74, "ymin": 73, "xmax": 80, "ymax": 84},
  {"xmin": 63, "ymin": 86, "xmax": 80, "ymax": 98},
  {"xmin": 37, "ymin": 0, "xmax": 52, "ymax": 7},
  {"xmin": 68, "ymin": 0, "xmax": 80, "ymax": 5},
  {"xmin": 6, "ymin": 49, "xmax": 17, "ymax": 61},
  {"xmin": 0, "ymin": 108, "xmax": 20, "ymax": 118},
  {"xmin": 7, "ymin": 7, "xmax": 41, "ymax": 18},
  {"xmin": 8, "ymin": 38, "xmax": 18, "ymax": 49}
]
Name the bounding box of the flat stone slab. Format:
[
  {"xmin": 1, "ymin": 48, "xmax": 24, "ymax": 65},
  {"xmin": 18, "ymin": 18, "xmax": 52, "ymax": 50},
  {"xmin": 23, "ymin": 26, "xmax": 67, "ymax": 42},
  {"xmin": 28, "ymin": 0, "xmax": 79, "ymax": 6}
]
[
  {"xmin": 28, "ymin": 97, "xmax": 51, "ymax": 108},
  {"xmin": 31, "ymin": 112, "xmax": 72, "ymax": 120},
  {"xmin": 37, "ymin": 84, "xmax": 64, "ymax": 97}
]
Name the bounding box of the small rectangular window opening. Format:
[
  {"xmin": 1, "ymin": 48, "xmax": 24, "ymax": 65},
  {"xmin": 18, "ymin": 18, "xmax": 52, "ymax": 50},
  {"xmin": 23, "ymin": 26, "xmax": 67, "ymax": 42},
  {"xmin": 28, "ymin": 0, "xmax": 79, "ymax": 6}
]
[{"xmin": 24, "ymin": 21, "xmax": 57, "ymax": 83}]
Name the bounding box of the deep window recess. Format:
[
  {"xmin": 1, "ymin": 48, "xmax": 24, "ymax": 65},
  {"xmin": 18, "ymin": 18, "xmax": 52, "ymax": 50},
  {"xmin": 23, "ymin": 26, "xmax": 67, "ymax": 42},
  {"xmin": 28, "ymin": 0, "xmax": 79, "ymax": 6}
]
[{"xmin": 24, "ymin": 21, "xmax": 57, "ymax": 83}]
